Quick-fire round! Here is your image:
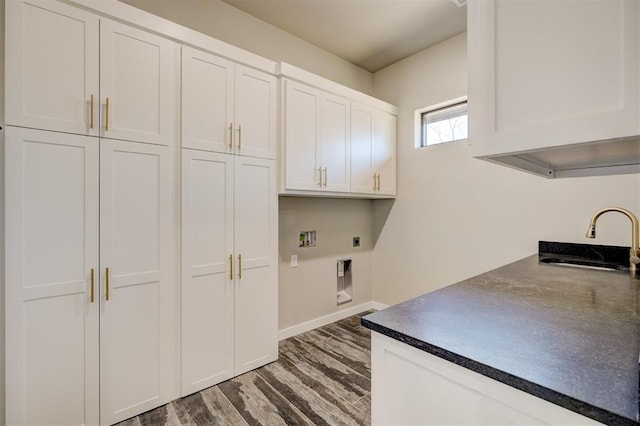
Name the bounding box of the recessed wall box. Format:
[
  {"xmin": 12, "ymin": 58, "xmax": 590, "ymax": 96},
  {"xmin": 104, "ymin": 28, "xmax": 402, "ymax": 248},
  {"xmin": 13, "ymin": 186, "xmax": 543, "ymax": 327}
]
[
  {"xmin": 299, "ymin": 230, "xmax": 316, "ymax": 247},
  {"xmin": 337, "ymin": 259, "xmax": 353, "ymax": 306}
]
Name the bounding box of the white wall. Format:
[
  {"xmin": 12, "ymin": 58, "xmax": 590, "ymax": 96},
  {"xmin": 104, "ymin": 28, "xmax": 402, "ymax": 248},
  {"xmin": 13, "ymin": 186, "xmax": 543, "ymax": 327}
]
[
  {"xmin": 279, "ymin": 197, "xmax": 373, "ymax": 332},
  {"xmin": 120, "ymin": 0, "xmax": 373, "ymax": 94},
  {"xmin": 371, "ymin": 33, "xmax": 640, "ymax": 306}
]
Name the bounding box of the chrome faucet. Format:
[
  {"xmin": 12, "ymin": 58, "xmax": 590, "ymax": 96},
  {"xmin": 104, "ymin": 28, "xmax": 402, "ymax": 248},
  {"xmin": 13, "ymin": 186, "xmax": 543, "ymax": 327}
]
[{"xmin": 585, "ymin": 207, "xmax": 640, "ymax": 273}]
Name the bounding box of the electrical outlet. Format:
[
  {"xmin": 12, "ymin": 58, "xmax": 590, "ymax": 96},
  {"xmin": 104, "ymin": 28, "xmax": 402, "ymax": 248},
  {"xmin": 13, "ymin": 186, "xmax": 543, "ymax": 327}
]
[
  {"xmin": 353, "ymin": 236, "xmax": 360, "ymax": 247},
  {"xmin": 291, "ymin": 254, "xmax": 298, "ymax": 267}
]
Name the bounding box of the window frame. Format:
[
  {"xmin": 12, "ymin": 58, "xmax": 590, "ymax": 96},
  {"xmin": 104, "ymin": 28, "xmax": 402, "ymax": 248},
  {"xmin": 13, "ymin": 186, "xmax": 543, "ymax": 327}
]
[{"xmin": 414, "ymin": 96, "xmax": 468, "ymax": 148}]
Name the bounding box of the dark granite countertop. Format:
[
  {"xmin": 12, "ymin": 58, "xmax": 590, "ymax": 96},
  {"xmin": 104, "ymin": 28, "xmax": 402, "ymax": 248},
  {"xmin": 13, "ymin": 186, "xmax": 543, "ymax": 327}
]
[{"xmin": 362, "ymin": 254, "xmax": 640, "ymax": 425}]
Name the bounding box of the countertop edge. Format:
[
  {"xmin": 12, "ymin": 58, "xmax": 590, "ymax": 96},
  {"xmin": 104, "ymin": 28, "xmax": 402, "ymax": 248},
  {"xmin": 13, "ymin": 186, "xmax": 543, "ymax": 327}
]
[{"xmin": 361, "ymin": 317, "xmax": 636, "ymax": 426}]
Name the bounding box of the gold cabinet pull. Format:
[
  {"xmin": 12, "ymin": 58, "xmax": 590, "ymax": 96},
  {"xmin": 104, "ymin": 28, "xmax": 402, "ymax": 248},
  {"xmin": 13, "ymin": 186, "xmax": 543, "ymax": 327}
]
[
  {"xmin": 318, "ymin": 167, "xmax": 323, "ymax": 187},
  {"xmin": 229, "ymin": 254, "xmax": 233, "ymax": 280},
  {"xmin": 377, "ymin": 174, "xmax": 381, "ymax": 191},
  {"xmin": 238, "ymin": 254, "xmax": 242, "ymax": 279},
  {"xmin": 105, "ymin": 267, "xmax": 110, "ymax": 301},
  {"xmin": 90, "ymin": 94, "xmax": 94, "ymax": 129},
  {"xmin": 228, "ymin": 123, "xmax": 233, "ymax": 150},
  {"xmin": 373, "ymin": 174, "xmax": 377, "ymax": 190},
  {"xmin": 90, "ymin": 268, "xmax": 95, "ymax": 303},
  {"xmin": 322, "ymin": 167, "xmax": 327, "ymax": 188},
  {"xmin": 237, "ymin": 125, "xmax": 242, "ymax": 150},
  {"xmin": 105, "ymin": 97, "xmax": 110, "ymax": 131}
]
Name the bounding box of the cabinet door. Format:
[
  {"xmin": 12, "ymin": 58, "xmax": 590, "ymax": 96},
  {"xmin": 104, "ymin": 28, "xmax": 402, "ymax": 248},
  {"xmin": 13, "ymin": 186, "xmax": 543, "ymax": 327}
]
[
  {"xmin": 5, "ymin": 127, "xmax": 100, "ymax": 426},
  {"xmin": 350, "ymin": 102, "xmax": 376, "ymax": 194},
  {"xmin": 234, "ymin": 64, "xmax": 277, "ymax": 159},
  {"xmin": 99, "ymin": 140, "xmax": 175, "ymax": 425},
  {"xmin": 469, "ymin": 0, "xmax": 640, "ymax": 158},
  {"xmin": 100, "ymin": 19, "xmax": 175, "ymax": 146},
  {"xmin": 181, "ymin": 149, "xmax": 235, "ymax": 395},
  {"xmin": 284, "ymin": 80, "xmax": 322, "ymax": 191},
  {"xmin": 321, "ymin": 94, "xmax": 351, "ymax": 192},
  {"xmin": 234, "ymin": 157, "xmax": 278, "ymax": 375},
  {"xmin": 374, "ymin": 111, "xmax": 397, "ymax": 196},
  {"xmin": 6, "ymin": 0, "xmax": 99, "ymax": 136},
  {"xmin": 181, "ymin": 46, "xmax": 234, "ymax": 153}
]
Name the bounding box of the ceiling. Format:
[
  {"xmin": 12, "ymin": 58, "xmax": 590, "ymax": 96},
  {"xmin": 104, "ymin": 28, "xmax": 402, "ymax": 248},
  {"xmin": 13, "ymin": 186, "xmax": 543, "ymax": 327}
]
[{"xmin": 221, "ymin": 0, "xmax": 467, "ymax": 73}]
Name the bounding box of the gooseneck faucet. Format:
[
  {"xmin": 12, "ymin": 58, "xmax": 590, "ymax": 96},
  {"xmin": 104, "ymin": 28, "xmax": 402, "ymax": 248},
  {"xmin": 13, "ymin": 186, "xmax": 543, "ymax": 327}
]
[{"xmin": 585, "ymin": 207, "xmax": 640, "ymax": 272}]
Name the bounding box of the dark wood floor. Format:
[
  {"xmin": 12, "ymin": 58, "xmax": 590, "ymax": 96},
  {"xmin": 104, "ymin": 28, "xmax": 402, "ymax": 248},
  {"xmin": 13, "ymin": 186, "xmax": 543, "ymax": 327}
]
[{"xmin": 116, "ymin": 310, "xmax": 374, "ymax": 426}]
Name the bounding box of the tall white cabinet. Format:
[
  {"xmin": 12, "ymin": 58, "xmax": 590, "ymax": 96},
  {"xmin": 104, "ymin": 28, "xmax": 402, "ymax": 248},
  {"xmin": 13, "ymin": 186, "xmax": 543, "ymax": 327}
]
[
  {"xmin": 180, "ymin": 46, "xmax": 278, "ymax": 396},
  {"xmin": 5, "ymin": 1, "xmax": 178, "ymax": 425},
  {"xmin": 6, "ymin": 128, "xmax": 174, "ymax": 426}
]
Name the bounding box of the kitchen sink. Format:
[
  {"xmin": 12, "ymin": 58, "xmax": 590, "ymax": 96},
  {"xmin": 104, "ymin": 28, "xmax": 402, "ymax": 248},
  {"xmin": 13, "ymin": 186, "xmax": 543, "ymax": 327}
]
[{"xmin": 538, "ymin": 241, "xmax": 630, "ymax": 272}]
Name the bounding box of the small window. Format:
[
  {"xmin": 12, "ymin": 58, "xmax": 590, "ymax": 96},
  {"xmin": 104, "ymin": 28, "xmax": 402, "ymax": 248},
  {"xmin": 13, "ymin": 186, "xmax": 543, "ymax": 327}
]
[{"xmin": 418, "ymin": 99, "xmax": 468, "ymax": 147}]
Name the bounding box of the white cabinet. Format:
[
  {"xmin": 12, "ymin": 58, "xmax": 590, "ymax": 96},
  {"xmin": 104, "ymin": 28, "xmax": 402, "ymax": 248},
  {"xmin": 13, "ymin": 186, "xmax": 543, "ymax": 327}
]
[
  {"xmin": 6, "ymin": 0, "xmax": 99, "ymax": 136},
  {"xmin": 181, "ymin": 149, "xmax": 277, "ymax": 395},
  {"xmin": 351, "ymin": 104, "xmax": 396, "ymax": 196},
  {"xmin": 5, "ymin": 127, "xmax": 100, "ymax": 426},
  {"xmin": 6, "ymin": 0, "xmax": 176, "ymax": 146},
  {"xmin": 99, "ymin": 139, "xmax": 174, "ymax": 425},
  {"xmin": 181, "ymin": 46, "xmax": 277, "ymax": 158},
  {"xmin": 283, "ymin": 79, "xmax": 351, "ymax": 192},
  {"xmin": 99, "ymin": 20, "xmax": 175, "ymax": 145},
  {"xmin": 468, "ymin": 0, "xmax": 640, "ymax": 177},
  {"xmin": 372, "ymin": 332, "xmax": 603, "ymax": 425},
  {"xmin": 5, "ymin": 127, "xmax": 176, "ymax": 425}
]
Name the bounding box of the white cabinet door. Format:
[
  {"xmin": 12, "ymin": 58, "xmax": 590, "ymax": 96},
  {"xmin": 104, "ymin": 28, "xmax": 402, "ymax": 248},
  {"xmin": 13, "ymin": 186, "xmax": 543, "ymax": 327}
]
[
  {"xmin": 181, "ymin": 46, "xmax": 234, "ymax": 154},
  {"xmin": 5, "ymin": 0, "xmax": 99, "ymax": 136},
  {"xmin": 374, "ymin": 110, "xmax": 396, "ymax": 196},
  {"xmin": 234, "ymin": 156, "xmax": 278, "ymax": 375},
  {"xmin": 234, "ymin": 65, "xmax": 277, "ymax": 159},
  {"xmin": 469, "ymin": 0, "xmax": 640, "ymax": 158},
  {"xmin": 321, "ymin": 94, "xmax": 350, "ymax": 192},
  {"xmin": 5, "ymin": 127, "xmax": 100, "ymax": 426},
  {"xmin": 350, "ymin": 102, "xmax": 376, "ymax": 194},
  {"xmin": 99, "ymin": 140, "xmax": 174, "ymax": 425},
  {"xmin": 181, "ymin": 149, "xmax": 235, "ymax": 395},
  {"xmin": 100, "ymin": 19, "xmax": 175, "ymax": 146},
  {"xmin": 284, "ymin": 80, "xmax": 322, "ymax": 191}
]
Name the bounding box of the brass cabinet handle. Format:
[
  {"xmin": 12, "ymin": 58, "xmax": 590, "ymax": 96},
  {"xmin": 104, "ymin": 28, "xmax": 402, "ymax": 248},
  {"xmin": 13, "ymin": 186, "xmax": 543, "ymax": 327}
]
[
  {"xmin": 90, "ymin": 94, "xmax": 94, "ymax": 129},
  {"xmin": 318, "ymin": 167, "xmax": 323, "ymax": 187},
  {"xmin": 105, "ymin": 267, "xmax": 110, "ymax": 301},
  {"xmin": 90, "ymin": 268, "xmax": 95, "ymax": 303},
  {"xmin": 105, "ymin": 97, "xmax": 110, "ymax": 131},
  {"xmin": 373, "ymin": 174, "xmax": 377, "ymax": 190},
  {"xmin": 237, "ymin": 125, "xmax": 242, "ymax": 150},
  {"xmin": 323, "ymin": 167, "xmax": 327, "ymax": 188},
  {"xmin": 377, "ymin": 174, "xmax": 381, "ymax": 191},
  {"xmin": 238, "ymin": 254, "xmax": 242, "ymax": 279},
  {"xmin": 228, "ymin": 123, "xmax": 233, "ymax": 150},
  {"xmin": 229, "ymin": 254, "xmax": 233, "ymax": 280}
]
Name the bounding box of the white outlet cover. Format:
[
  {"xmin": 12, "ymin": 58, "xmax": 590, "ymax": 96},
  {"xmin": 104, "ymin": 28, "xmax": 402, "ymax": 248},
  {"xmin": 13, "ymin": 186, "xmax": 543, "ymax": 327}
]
[{"xmin": 291, "ymin": 254, "xmax": 298, "ymax": 267}]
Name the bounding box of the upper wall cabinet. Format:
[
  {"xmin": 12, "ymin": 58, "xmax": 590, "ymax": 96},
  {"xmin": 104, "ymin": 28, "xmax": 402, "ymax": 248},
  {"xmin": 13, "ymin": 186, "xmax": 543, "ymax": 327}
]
[
  {"xmin": 6, "ymin": 0, "xmax": 176, "ymax": 146},
  {"xmin": 282, "ymin": 79, "xmax": 351, "ymax": 192},
  {"xmin": 280, "ymin": 63, "xmax": 397, "ymax": 198},
  {"xmin": 182, "ymin": 46, "xmax": 277, "ymax": 159},
  {"xmin": 468, "ymin": 0, "xmax": 640, "ymax": 178},
  {"xmin": 350, "ymin": 104, "xmax": 396, "ymax": 196}
]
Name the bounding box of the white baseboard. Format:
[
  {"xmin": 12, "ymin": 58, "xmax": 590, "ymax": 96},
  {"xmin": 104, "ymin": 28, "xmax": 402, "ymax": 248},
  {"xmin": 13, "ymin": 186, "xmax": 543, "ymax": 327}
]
[
  {"xmin": 371, "ymin": 301, "xmax": 389, "ymax": 311},
  {"xmin": 278, "ymin": 301, "xmax": 388, "ymax": 341}
]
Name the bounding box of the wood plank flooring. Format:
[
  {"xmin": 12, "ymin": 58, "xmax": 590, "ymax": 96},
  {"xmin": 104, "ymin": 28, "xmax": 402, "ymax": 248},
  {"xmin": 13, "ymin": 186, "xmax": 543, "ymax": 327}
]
[{"xmin": 115, "ymin": 310, "xmax": 374, "ymax": 426}]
